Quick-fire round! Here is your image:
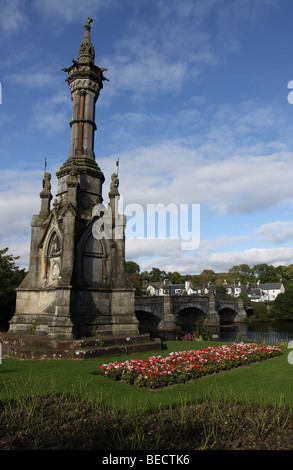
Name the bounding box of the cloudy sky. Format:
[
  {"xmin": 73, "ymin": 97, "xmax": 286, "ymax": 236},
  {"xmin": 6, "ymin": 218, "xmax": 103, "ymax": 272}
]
[{"xmin": 1, "ymin": 0, "xmax": 293, "ymax": 274}]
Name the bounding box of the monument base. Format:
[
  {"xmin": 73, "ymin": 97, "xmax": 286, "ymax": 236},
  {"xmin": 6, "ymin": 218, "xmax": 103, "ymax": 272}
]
[{"xmin": 9, "ymin": 285, "xmax": 139, "ymax": 340}]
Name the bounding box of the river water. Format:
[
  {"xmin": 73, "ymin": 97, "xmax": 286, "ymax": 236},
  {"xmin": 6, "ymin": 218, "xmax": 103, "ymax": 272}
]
[{"xmin": 207, "ymin": 321, "xmax": 293, "ymax": 344}]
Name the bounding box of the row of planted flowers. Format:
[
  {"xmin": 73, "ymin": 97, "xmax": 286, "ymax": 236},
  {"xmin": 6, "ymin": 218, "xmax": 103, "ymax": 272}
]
[{"xmin": 97, "ymin": 343, "xmax": 282, "ymax": 389}]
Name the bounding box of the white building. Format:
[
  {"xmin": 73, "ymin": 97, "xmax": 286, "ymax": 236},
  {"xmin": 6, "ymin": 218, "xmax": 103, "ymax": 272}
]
[{"xmin": 248, "ymin": 282, "xmax": 285, "ymax": 302}]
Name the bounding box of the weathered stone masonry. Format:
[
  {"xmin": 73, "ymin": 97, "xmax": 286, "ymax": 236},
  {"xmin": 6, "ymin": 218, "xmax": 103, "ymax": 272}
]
[
  {"xmin": 135, "ymin": 295, "xmax": 248, "ymax": 333},
  {"xmin": 8, "ymin": 18, "xmax": 139, "ymax": 339}
]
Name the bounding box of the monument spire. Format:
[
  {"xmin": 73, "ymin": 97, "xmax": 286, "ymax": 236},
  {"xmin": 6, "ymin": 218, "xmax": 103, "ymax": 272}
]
[
  {"xmin": 57, "ymin": 17, "xmax": 109, "ymax": 219},
  {"xmin": 78, "ymin": 17, "xmax": 95, "ymax": 65}
]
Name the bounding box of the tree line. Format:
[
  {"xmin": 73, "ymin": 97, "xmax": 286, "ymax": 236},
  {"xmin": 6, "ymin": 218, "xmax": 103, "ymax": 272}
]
[{"xmin": 125, "ymin": 261, "xmax": 293, "ymax": 292}]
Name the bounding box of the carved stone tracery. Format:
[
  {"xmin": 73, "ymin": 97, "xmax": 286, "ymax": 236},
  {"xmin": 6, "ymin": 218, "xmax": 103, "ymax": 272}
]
[{"xmin": 47, "ymin": 232, "xmax": 61, "ymax": 257}]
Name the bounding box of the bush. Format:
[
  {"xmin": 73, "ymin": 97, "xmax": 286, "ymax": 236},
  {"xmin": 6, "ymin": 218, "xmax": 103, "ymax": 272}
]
[
  {"xmin": 192, "ymin": 318, "xmax": 210, "ymax": 341},
  {"xmin": 0, "ymin": 248, "xmax": 26, "ymax": 331},
  {"xmin": 252, "ymin": 302, "xmax": 271, "ymax": 321}
]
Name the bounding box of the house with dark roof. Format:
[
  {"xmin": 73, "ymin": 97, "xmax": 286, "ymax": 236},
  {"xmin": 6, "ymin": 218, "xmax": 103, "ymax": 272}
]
[{"xmin": 247, "ymin": 282, "xmax": 285, "ymax": 302}]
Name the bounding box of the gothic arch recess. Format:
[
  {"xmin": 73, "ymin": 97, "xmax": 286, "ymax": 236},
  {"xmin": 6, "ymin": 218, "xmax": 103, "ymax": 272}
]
[
  {"xmin": 44, "ymin": 230, "xmax": 62, "ymax": 283},
  {"xmin": 47, "ymin": 231, "xmax": 61, "ymax": 257},
  {"xmin": 81, "ymin": 229, "xmax": 107, "ymax": 286}
]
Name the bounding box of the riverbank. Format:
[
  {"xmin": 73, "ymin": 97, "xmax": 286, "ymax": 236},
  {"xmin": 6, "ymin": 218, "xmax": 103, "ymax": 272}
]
[{"xmin": 207, "ymin": 319, "xmax": 293, "ymax": 344}]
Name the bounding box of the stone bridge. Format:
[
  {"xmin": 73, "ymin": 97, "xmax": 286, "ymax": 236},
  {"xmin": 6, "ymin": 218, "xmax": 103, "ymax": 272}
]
[{"xmin": 135, "ymin": 295, "xmax": 253, "ymax": 338}]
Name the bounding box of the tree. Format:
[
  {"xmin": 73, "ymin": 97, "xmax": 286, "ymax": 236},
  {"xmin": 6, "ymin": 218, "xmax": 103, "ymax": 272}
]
[
  {"xmin": 128, "ymin": 272, "xmax": 143, "ymax": 296},
  {"xmin": 271, "ymin": 288, "xmax": 293, "ymax": 320},
  {"xmin": 229, "ymin": 264, "xmax": 255, "ymax": 285},
  {"xmin": 198, "ymin": 270, "xmax": 217, "ymax": 286},
  {"xmin": 125, "ymin": 261, "xmax": 140, "ymax": 274},
  {"xmin": 253, "ymin": 264, "xmax": 278, "ymax": 283},
  {"xmin": 215, "ymin": 285, "xmax": 229, "ymax": 298},
  {"xmin": 168, "ymin": 271, "xmax": 183, "ymax": 284},
  {"xmin": 125, "ymin": 261, "xmax": 142, "ymax": 295},
  {"xmin": 252, "ymin": 301, "xmax": 271, "ymax": 321},
  {"xmin": 0, "ymin": 248, "xmax": 26, "ymax": 331},
  {"xmin": 148, "ymin": 267, "xmax": 167, "ymax": 282},
  {"xmin": 275, "ymin": 265, "xmax": 293, "ymax": 289}
]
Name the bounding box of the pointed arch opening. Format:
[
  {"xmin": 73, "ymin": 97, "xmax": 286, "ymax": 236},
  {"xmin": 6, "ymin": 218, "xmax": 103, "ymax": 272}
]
[
  {"xmin": 44, "ymin": 230, "xmax": 62, "ymax": 284},
  {"xmin": 82, "ymin": 231, "xmax": 105, "ymax": 285}
]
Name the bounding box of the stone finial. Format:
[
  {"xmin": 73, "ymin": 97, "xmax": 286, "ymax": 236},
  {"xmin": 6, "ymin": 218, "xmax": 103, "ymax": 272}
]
[
  {"xmin": 85, "ymin": 16, "xmax": 93, "ymax": 28},
  {"xmin": 108, "ymin": 173, "xmax": 120, "ymax": 198},
  {"xmin": 39, "ymin": 172, "xmax": 52, "ymax": 216},
  {"xmin": 40, "ymin": 172, "xmax": 52, "ymax": 198},
  {"xmin": 78, "ymin": 17, "xmax": 95, "ymax": 65}
]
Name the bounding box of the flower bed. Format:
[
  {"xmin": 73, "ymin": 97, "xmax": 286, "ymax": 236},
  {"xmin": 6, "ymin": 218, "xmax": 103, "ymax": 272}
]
[{"xmin": 97, "ymin": 343, "xmax": 282, "ymax": 389}]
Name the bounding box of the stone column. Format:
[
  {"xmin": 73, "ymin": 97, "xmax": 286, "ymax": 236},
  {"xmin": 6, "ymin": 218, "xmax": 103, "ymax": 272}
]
[
  {"xmin": 83, "ymin": 90, "xmax": 96, "ymax": 159},
  {"xmin": 69, "ymin": 89, "xmax": 80, "ymax": 159},
  {"xmin": 77, "ymin": 91, "xmax": 85, "ymax": 152}
]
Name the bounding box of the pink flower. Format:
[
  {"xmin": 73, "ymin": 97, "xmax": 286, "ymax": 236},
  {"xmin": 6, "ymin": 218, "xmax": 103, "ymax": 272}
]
[{"xmin": 97, "ymin": 343, "xmax": 281, "ymax": 389}]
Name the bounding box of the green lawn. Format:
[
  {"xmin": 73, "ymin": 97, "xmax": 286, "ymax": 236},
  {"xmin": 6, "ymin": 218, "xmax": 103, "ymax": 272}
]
[{"xmin": 0, "ymin": 341, "xmax": 292, "ymax": 411}]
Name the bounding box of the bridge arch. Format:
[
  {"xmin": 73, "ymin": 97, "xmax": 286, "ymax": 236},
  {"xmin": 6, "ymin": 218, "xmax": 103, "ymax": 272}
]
[
  {"xmin": 135, "ymin": 310, "xmax": 161, "ymax": 337},
  {"xmin": 245, "ymin": 306, "xmax": 254, "ymax": 317},
  {"xmin": 172, "ymin": 298, "xmax": 210, "ymax": 316},
  {"xmin": 218, "ymin": 307, "xmax": 238, "ymax": 325},
  {"xmin": 176, "ymin": 307, "xmax": 207, "ymax": 333}
]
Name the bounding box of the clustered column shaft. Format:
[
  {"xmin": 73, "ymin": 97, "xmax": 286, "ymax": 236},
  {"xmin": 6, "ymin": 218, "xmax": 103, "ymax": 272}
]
[{"xmin": 78, "ymin": 92, "xmax": 85, "ymax": 149}]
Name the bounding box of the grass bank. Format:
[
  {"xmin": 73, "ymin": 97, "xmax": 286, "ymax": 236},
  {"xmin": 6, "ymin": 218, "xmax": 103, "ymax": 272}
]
[
  {"xmin": 1, "ymin": 341, "xmax": 291, "ymax": 409},
  {"xmin": 0, "ymin": 340, "xmax": 292, "ymax": 450}
]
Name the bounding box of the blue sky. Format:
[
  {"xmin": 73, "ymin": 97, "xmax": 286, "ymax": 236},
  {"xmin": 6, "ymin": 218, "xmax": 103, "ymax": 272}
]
[{"xmin": 1, "ymin": 0, "xmax": 293, "ymax": 275}]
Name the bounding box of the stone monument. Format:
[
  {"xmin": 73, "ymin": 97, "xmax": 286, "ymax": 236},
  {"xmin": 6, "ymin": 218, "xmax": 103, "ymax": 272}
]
[{"xmin": 8, "ymin": 18, "xmax": 139, "ymax": 339}]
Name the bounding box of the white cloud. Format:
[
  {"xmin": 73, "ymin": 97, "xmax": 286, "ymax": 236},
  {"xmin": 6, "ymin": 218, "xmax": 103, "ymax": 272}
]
[
  {"xmin": 0, "ymin": 169, "xmax": 59, "ymax": 269},
  {"xmin": 96, "ymin": 0, "xmax": 279, "ymax": 102},
  {"xmin": 102, "ymin": 91, "xmax": 293, "ymax": 217},
  {"xmin": 199, "ymin": 236, "xmax": 251, "ymax": 252},
  {"xmin": 256, "ymin": 221, "xmax": 293, "ymax": 244},
  {"xmin": 104, "ymin": 55, "xmax": 187, "ymax": 98},
  {"xmin": 3, "ymin": 140, "xmax": 293, "ymax": 273},
  {"xmin": 30, "ymin": 91, "xmax": 71, "ymax": 133},
  {"xmin": 0, "ymin": 170, "xmax": 43, "ymax": 239},
  {"xmin": 32, "ymin": 0, "xmax": 113, "ymax": 24},
  {"xmin": 130, "ymin": 242, "xmax": 293, "ymax": 274},
  {"xmin": 1, "ymin": 241, "xmax": 31, "ymax": 271},
  {"xmin": 8, "ymin": 68, "xmax": 59, "ymax": 89},
  {"xmin": 196, "ymin": 247, "xmax": 293, "ymax": 272},
  {"xmin": 124, "ymin": 215, "xmax": 293, "ymax": 273},
  {"xmin": 0, "ymin": 169, "xmax": 58, "ymax": 245},
  {"xmin": 0, "ymin": 194, "xmax": 36, "ymax": 238},
  {"xmin": 0, "ymin": 0, "xmax": 27, "ymax": 37},
  {"xmin": 100, "ymin": 143, "xmax": 293, "ymax": 216}
]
